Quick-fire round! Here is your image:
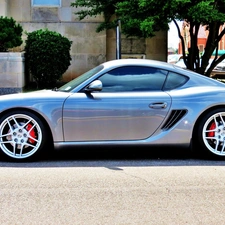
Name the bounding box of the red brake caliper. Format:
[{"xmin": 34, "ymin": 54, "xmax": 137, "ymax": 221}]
[
  {"xmin": 26, "ymin": 124, "xmax": 36, "ymax": 144},
  {"xmin": 208, "ymin": 122, "xmax": 216, "ymax": 137}
]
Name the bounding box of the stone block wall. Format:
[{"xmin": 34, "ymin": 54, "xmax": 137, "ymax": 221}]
[
  {"xmin": 4, "ymin": 0, "xmax": 107, "ymax": 82},
  {"xmin": 0, "ymin": 52, "xmax": 25, "ymax": 94}
]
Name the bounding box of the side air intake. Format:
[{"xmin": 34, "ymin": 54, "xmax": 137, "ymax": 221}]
[{"xmin": 161, "ymin": 110, "xmax": 187, "ymax": 130}]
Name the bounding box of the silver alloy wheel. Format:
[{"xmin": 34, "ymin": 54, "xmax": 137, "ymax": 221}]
[
  {"xmin": 202, "ymin": 112, "xmax": 225, "ymax": 156},
  {"xmin": 0, "ymin": 113, "xmax": 42, "ymax": 159}
]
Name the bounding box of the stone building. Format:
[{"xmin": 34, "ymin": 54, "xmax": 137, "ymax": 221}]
[{"xmin": 0, "ymin": 0, "xmax": 167, "ymax": 82}]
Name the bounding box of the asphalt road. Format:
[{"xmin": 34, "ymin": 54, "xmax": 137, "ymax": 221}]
[{"xmin": 0, "ymin": 148, "xmax": 225, "ymax": 225}]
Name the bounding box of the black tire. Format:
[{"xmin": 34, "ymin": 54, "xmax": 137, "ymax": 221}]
[
  {"xmin": 196, "ymin": 108, "xmax": 225, "ymax": 158},
  {"xmin": 0, "ymin": 110, "xmax": 48, "ymax": 161}
]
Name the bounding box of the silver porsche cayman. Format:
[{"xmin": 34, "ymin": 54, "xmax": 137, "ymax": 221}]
[{"xmin": 1, "ymin": 59, "xmax": 225, "ymax": 161}]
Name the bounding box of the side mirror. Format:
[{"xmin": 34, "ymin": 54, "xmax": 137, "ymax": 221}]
[{"xmin": 85, "ymin": 80, "xmax": 102, "ymax": 92}]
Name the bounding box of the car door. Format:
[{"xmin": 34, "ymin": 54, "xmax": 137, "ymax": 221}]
[{"xmin": 63, "ymin": 66, "xmax": 172, "ymax": 141}]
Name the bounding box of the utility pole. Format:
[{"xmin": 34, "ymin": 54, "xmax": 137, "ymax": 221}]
[{"xmin": 116, "ymin": 19, "xmax": 121, "ymax": 59}]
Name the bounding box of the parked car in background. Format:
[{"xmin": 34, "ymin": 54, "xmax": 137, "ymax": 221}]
[
  {"xmin": 210, "ymin": 59, "xmax": 225, "ymax": 79},
  {"xmin": 174, "ymin": 58, "xmax": 186, "ymax": 68},
  {"xmin": 167, "ymin": 54, "xmax": 182, "ymax": 64},
  {"xmin": 175, "ymin": 58, "xmax": 225, "ymax": 78}
]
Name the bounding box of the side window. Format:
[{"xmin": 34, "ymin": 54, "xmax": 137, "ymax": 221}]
[
  {"xmin": 32, "ymin": 0, "xmax": 61, "ymax": 6},
  {"xmin": 98, "ymin": 66, "xmax": 167, "ymax": 92},
  {"xmin": 164, "ymin": 72, "xmax": 188, "ymax": 90}
]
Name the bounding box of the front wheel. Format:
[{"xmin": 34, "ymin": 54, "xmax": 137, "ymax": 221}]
[
  {"xmin": 0, "ymin": 111, "xmax": 48, "ymax": 161},
  {"xmin": 197, "ymin": 109, "xmax": 225, "ymax": 158}
]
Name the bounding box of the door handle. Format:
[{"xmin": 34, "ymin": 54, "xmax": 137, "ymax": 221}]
[{"xmin": 149, "ymin": 102, "xmax": 167, "ymax": 109}]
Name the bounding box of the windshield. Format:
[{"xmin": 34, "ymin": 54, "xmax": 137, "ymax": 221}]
[{"xmin": 58, "ymin": 65, "xmax": 104, "ymax": 92}]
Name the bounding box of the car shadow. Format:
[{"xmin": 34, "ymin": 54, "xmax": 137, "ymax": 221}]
[
  {"xmin": 0, "ymin": 146, "xmax": 225, "ymax": 168},
  {"xmin": 51, "ymin": 146, "xmax": 192, "ymax": 161}
]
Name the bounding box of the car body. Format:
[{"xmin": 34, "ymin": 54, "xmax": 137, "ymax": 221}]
[{"xmin": 1, "ymin": 59, "xmax": 225, "ymax": 161}]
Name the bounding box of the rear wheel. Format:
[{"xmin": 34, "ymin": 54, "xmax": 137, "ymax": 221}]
[
  {"xmin": 0, "ymin": 111, "xmax": 48, "ymax": 161},
  {"xmin": 197, "ymin": 109, "xmax": 225, "ymax": 157}
]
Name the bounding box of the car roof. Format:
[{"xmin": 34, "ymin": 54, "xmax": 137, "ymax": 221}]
[{"xmin": 102, "ymin": 59, "xmax": 175, "ymax": 70}]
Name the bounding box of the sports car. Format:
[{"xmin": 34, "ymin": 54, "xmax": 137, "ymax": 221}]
[{"xmin": 1, "ymin": 59, "xmax": 225, "ymax": 161}]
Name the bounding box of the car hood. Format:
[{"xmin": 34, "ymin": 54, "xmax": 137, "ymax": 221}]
[
  {"xmin": 0, "ymin": 89, "xmax": 70, "ymax": 99},
  {"xmin": 0, "ymin": 89, "xmax": 72, "ymax": 111}
]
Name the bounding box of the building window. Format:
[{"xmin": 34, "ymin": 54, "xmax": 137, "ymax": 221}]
[
  {"xmin": 32, "ymin": 0, "xmax": 61, "ymax": 6},
  {"xmin": 198, "ymin": 45, "xmax": 204, "ymax": 53}
]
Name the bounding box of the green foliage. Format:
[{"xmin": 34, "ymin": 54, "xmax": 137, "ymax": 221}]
[
  {"xmin": 116, "ymin": 0, "xmax": 170, "ymax": 37},
  {"xmin": 25, "ymin": 29, "xmax": 72, "ymax": 89},
  {"xmin": 71, "ymin": 0, "xmax": 169, "ymax": 36},
  {"xmin": 0, "ymin": 16, "xmax": 23, "ymax": 52},
  {"xmin": 72, "ymin": 0, "xmax": 225, "ymax": 77},
  {"xmin": 71, "ymin": 0, "xmax": 120, "ymax": 32}
]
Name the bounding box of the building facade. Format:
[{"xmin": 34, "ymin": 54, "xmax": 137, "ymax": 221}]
[{"xmin": 0, "ymin": 0, "xmax": 167, "ymax": 81}]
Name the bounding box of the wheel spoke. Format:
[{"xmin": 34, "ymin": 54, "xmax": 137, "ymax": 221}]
[
  {"xmin": 21, "ymin": 119, "xmax": 32, "ymax": 129},
  {"xmin": 212, "ymin": 115, "xmax": 218, "ymax": 127},
  {"xmin": 205, "ymin": 128, "xmax": 216, "ymax": 133},
  {"xmin": 221, "ymin": 142, "xmax": 225, "ymax": 153},
  {"xmin": 205, "ymin": 136, "xmax": 216, "ymax": 140},
  {"xmin": 25, "ymin": 141, "xmax": 38, "ymax": 148},
  {"xmin": 219, "ymin": 113, "xmax": 225, "ymax": 126},
  {"xmin": 6, "ymin": 118, "xmax": 14, "ymax": 133},
  {"xmin": 19, "ymin": 144, "xmax": 25, "ymax": 157},
  {"xmin": 215, "ymin": 139, "xmax": 220, "ymax": 151},
  {"xmin": 1, "ymin": 140, "xmax": 14, "ymax": 145},
  {"xmin": 28, "ymin": 136, "xmax": 39, "ymax": 144},
  {"xmin": 27, "ymin": 123, "xmax": 38, "ymax": 142},
  {"xmin": 0, "ymin": 133, "xmax": 12, "ymax": 138},
  {"xmin": 11, "ymin": 116, "xmax": 20, "ymax": 128}
]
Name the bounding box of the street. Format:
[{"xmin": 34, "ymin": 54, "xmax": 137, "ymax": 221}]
[{"xmin": 0, "ymin": 148, "xmax": 225, "ymax": 225}]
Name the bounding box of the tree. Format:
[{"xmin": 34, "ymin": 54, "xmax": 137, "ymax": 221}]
[
  {"xmin": 71, "ymin": 0, "xmax": 119, "ymax": 32},
  {"xmin": 0, "ymin": 16, "xmax": 23, "ymax": 52},
  {"xmin": 72, "ymin": 0, "xmax": 225, "ymax": 77},
  {"xmin": 25, "ymin": 29, "xmax": 72, "ymax": 89}
]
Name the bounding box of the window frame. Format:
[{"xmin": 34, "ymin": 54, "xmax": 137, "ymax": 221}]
[
  {"xmin": 163, "ymin": 71, "xmax": 189, "ymax": 91},
  {"xmin": 31, "ymin": 0, "xmax": 61, "ymax": 7}
]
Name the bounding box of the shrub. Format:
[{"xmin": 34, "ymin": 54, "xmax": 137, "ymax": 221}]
[
  {"xmin": 0, "ymin": 16, "xmax": 23, "ymax": 52},
  {"xmin": 25, "ymin": 29, "xmax": 72, "ymax": 89}
]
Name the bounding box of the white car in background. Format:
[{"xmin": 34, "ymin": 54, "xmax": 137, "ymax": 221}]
[
  {"xmin": 174, "ymin": 58, "xmax": 225, "ymax": 78},
  {"xmin": 210, "ymin": 59, "xmax": 225, "ymax": 78},
  {"xmin": 167, "ymin": 54, "xmax": 182, "ymax": 64}
]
